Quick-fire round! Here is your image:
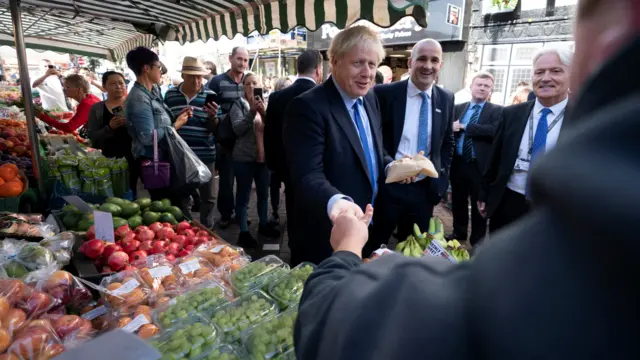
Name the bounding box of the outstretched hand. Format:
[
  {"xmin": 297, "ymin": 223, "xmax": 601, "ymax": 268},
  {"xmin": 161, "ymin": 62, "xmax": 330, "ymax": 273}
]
[{"xmin": 330, "ymin": 204, "xmax": 373, "ymax": 258}]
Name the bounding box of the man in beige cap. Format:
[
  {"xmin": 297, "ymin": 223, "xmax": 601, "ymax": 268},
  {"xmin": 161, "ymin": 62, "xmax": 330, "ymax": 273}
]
[{"xmin": 164, "ymin": 56, "xmax": 219, "ymax": 229}]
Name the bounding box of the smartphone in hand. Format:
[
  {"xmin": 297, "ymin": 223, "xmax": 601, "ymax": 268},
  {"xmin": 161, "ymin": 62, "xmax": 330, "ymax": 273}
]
[
  {"xmin": 253, "ymin": 88, "xmax": 263, "ymax": 101},
  {"xmin": 112, "ymin": 106, "xmax": 124, "ymax": 117},
  {"xmin": 205, "ymin": 93, "xmax": 219, "ymax": 106}
]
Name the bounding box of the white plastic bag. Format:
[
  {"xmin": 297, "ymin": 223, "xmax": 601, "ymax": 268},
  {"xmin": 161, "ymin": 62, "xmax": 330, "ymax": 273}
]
[{"xmin": 165, "ymin": 126, "xmax": 212, "ymax": 188}]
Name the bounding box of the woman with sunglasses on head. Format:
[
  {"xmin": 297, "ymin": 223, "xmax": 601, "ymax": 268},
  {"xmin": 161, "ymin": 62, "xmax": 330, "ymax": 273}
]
[
  {"xmin": 124, "ymin": 47, "xmax": 190, "ymax": 200},
  {"xmin": 36, "ymin": 74, "xmax": 101, "ymax": 133}
]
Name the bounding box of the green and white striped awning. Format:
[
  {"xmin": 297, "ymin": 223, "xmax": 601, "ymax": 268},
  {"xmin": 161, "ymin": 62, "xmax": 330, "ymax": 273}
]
[
  {"xmin": 0, "ymin": 0, "xmax": 427, "ymax": 60},
  {"xmin": 176, "ymin": 0, "xmax": 428, "ymax": 43}
]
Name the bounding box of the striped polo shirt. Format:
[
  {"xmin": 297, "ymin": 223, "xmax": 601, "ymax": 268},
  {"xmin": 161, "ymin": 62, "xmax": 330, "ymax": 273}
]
[
  {"xmin": 207, "ymin": 71, "xmax": 244, "ymax": 117},
  {"xmin": 164, "ymin": 84, "xmax": 216, "ymax": 163}
]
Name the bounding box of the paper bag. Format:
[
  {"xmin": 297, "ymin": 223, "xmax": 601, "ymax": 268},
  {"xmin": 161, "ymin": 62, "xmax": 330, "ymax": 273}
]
[{"xmin": 385, "ymin": 153, "xmax": 438, "ymax": 183}]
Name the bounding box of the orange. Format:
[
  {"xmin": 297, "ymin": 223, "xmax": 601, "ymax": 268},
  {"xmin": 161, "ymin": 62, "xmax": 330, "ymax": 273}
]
[
  {"xmin": 0, "ymin": 182, "xmax": 22, "ymax": 197},
  {"xmin": 0, "ymin": 165, "xmax": 17, "ymax": 181},
  {"xmin": 137, "ymin": 324, "xmax": 159, "ymax": 339},
  {"xmin": 0, "ymin": 328, "xmax": 9, "ymax": 352}
]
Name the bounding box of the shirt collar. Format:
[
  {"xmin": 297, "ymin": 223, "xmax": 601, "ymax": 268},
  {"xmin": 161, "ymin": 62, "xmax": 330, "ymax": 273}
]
[
  {"xmin": 407, "ymin": 79, "xmax": 433, "ymax": 99},
  {"xmin": 296, "ymin": 76, "xmax": 316, "ymax": 85},
  {"xmin": 534, "ymin": 96, "xmax": 569, "ymax": 115},
  {"xmin": 177, "ymin": 83, "xmax": 206, "ymax": 96},
  {"xmin": 332, "ymin": 76, "xmax": 361, "ymax": 109}
]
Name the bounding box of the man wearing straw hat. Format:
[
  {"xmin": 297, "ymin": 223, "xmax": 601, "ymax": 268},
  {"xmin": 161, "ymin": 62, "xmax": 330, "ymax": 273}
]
[{"xmin": 164, "ymin": 56, "xmax": 220, "ymax": 229}]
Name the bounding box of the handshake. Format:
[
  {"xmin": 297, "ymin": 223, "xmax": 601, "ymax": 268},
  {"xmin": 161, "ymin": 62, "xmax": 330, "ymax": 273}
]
[{"xmin": 328, "ymin": 199, "xmax": 373, "ymax": 258}]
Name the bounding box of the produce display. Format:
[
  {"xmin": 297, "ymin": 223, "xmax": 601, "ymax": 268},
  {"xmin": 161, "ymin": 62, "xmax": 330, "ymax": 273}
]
[
  {"xmin": 268, "ymin": 263, "xmax": 314, "ymax": 309},
  {"xmin": 0, "ymin": 239, "xmax": 58, "ymax": 278},
  {"xmin": 175, "ymin": 256, "xmax": 218, "ymax": 286},
  {"xmin": 155, "ymin": 281, "xmax": 231, "ymax": 329},
  {"xmin": 208, "ymin": 291, "xmax": 279, "ymax": 344},
  {"xmin": 229, "ymin": 256, "xmax": 289, "ymax": 296},
  {"xmin": 393, "ymin": 218, "xmax": 471, "ymax": 262},
  {"xmin": 199, "ymin": 344, "xmax": 243, "ymax": 360},
  {"xmin": 195, "ymin": 244, "xmax": 246, "ymax": 268},
  {"xmin": 0, "ymin": 212, "xmax": 55, "ymax": 240},
  {"xmin": 148, "ymin": 314, "xmax": 219, "ymax": 359},
  {"xmin": 242, "ymin": 308, "xmax": 297, "ymax": 360},
  {"xmin": 0, "ymin": 163, "xmax": 26, "ymax": 198},
  {"xmin": 100, "ymin": 270, "xmax": 151, "ymax": 315}
]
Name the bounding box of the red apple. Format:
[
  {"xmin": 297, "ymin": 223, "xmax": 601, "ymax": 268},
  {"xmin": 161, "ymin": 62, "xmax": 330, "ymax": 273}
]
[
  {"xmin": 129, "ymin": 250, "xmax": 148, "ymax": 263},
  {"xmin": 194, "ymin": 236, "xmax": 209, "ymax": 247},
  {"xmin": 149, "ymin": 222, "xmax": 163, "ymax": 232},
  {"xmin": 166, "ymin": 242, "xmax": 180, "ymax": 256},
  {"xmin": 115, "ymin": 225, "xmax": 132, "ymax": 238},
  {"xmin": 165, "ymin": 254, "xmax": 176, "ymax": 262},
  {"xmin": 85, "ymin": 225, "xmax": 96, "ymax": 240},
  {"xmin": 150, "ymin": 241, "xmax": 167, "ymax": 255},
  {"xmin": 184, "ymin": 245, "xmax": 194, "ymax": 252},
  {"xmin": 102, "ymin": 244, "xmax": 122, "ymax": 260},
  {"xmin": 83, "ymin": 239, "xmax": 104, "ymax": 259},
  {"xmin": 180, "ymin": 229, "xmax": 196, "ymax": 238},
  {"xmin": 45, "ymin": 271, "xmax": 73, "ymax": 290},
  {"xmin": 176, "ymin": 221, "xmax": 191, "ymax": 233},
  {"xmin": 156, "ymin": 227, "xmax": 175, "ymax": 240},
  {"xmin": 177, "ymin": 249, "xmax": 190, "ymax": 258},
  {"xmin": 107, "ymin": 251, "xmax": 129, "ymax": 271},
  {"xmin": 162, "ymin": 222, "xmax": 173, "ymax": 228},
  {"xmin": 139, "ymin": 240, "xmax": 153, "ymax": 253},
  {"xmin": 53, "ymin": 315, "xmax": 83, "ymax": 339},
  {"xmin": 171, "ymin": 234, "xmax": 187, "ymax": 248},
  {"xmin": 121, "ymin": 239, "xmax": 140, "ymax": 253},
  {"xmin": 121, "ymin": 232, "xmax": 137, "ymax": 243},
  {"xmin": 23, "ymin": 291, "xmax": 52, "ymax": 316},
  {"xmin": 137, "ymin": 229, "xmax": 155, "ymax": 242},
  {"xmin": 135, "ymin": 226, "xmax": 150, "ymax": 234},
  {"xmin": 196, "ymin": 230, "xmax": 210, "ymax": 238}
]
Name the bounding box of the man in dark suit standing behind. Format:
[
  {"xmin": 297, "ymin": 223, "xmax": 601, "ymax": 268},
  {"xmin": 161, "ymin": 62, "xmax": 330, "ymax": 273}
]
[
  {"xmin": 368, "ymin": 39, "xmax": 455, "ymax": 254},
  {"xmin": 283, "ymin": 26, "xmax": 398, "ymax": 266},
  {"xmin": 264, "ymin": 50, "xmax": 323, "ymax": 253},
  {"xmin": 479, "ymin": 46, "xmax": 572, "ymax": 232},
  {"xmin": 448, "ymin": 71, "xmax": 503, "ymax": 246}
]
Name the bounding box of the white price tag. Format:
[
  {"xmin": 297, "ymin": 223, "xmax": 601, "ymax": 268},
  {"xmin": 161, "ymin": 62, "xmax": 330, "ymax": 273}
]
[
  {"xmin": 122, "ymin": 314, "xmax": 149, "ymax": 333},
  {"xmin": 93, "ymin": 211, "xmax": 114, "ymax": 242},
  {"xmin": 81, "ymin": 305, "xmax": 107, "ymax": 320},
  {"xmin": 424, "ymin": 241, "xmax": 458, "ymax": 263},
  {"xmin": 148, "ymin": 266, "xmax": 172, "ymax": 279},
  {"xmin": 63, "ymin": 196, "xmax": 92, "ymax": 213},
  {"xmin": 373, "ymin": 248, "xmax": 393, "ymax": 257},
  {"xmin": 179, "ymin": 259, "xmax": 201, "ymax": 274},
  {"xmin": 211, "ymin": 245, "xmax": 225, "ymax": 254},
  {"xmin": 111, "ymin": 279, "xmax": 140, "ymax": 295}
]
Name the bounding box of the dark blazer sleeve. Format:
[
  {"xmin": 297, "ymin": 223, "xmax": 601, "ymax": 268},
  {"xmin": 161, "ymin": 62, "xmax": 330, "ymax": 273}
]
[
  {"xmin": 440, "ymin": 91, "xmax": 456, "ymax": 175},
  {"xmin": 264, "ymin": 92, "xmax": 278, "ymax": 171},
  {"xmin": 479, "ymin": 111, "xmax": 507, "ymax": 202},
  {"xmin": 295, "ymin": 252, "xmax": 468, "ymax": 360},
  {"xmin": 283, "ymin": 96, "xmax": 342, "ymax": 219},
  {"xmin": 466, "ymin": 104, "xmax": 503, "ymax": 139}
]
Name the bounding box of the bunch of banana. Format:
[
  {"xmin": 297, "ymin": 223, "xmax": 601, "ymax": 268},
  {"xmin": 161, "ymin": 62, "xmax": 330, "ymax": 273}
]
[
  {"xmin": 394, "ymin": 235, "xmax": 424, "ymax": 258},
  {"xmin": 444, "ymin": 239, "xmax": 471, "ymax": 261},
  {"xmin": 427, "ymin": 217, "xmax": 445, "ymax": 241}
]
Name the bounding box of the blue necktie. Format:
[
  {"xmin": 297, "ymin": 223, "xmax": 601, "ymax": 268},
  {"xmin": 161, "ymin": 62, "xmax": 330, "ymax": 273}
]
[
  {"xmin": 526, "ymin": 107, "xmax": 552, "ymax": 199},
  {"xmin": 462, "ymin": 105, "xmax": 481, "ymax": 162},
  {"xmin": 417, "ymin": 92, "xmax": 429, "ymax": 154},
  {"xmin": 353, "ymin": 99, "xmax": 376, "ymax": 204},
  {"xmin": 531, "ymin": 108, "xmax": 552, "ymax": 163}
]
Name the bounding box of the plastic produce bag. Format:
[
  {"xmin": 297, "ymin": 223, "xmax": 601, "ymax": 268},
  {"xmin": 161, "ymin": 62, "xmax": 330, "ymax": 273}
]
[
  {"xmin": 0, "ymin": 278, "xmax": 58, "ymax": 323},
  {"xmin": 147, "ymin": 313, "xmax": 220, "ymax": 357},
  {"xmin": 6, "ymin": 315, "xmax": 66, "ymax": 359},
  {"xmin": 214, "ymin": 257, "xmax": 251, "ymax": 290},
  {"xmin": 0, "ymin": 221, "xmax": 57, "ymax": 239},
  {"xmin": 195, "ymin": 244, "xmax": 249, "ymax": 268},
  {"xmin": 39, "ymin": 232, "xmax": 77, "ymax": 267},
  {"xmin": 175, "ymin": 255, "xmax": 218, "ymax": 286},
  {"xmin": 79, "ymin": 300, "xmax": 110, "ymax": 334},
  {"xmin": 268, "ymin": 263, "xmax": 315, "ymax": 310},
  {"xmin": 241, "ymin": 306, "xmax": 297, "ymax": 360},
  {"xmin": 99, "ymin": 269, "xmax": 152, "ymax": 316},
  {"xmin": 194, "ymin": 344, "xmax": 245, "ymax": 360},
  {"xmin": 385, "ymin": 152, "xmax": 438, "ymax": 183},
  {"xmin": 165, "ymin": 126, "xmax": 212, "ymax": 188},
  {"xmin": 207, "ymin": 290, "xmax": 279, "ymax": 344},
  {"xmin": 153, "ymin": 280, "xmax": 232, "ymax": 329},
  {"xmin": 24, "ymin": 268, "xmax": 92, "ymax": 314},
  {"xmin": 110, "ymin": 158, "xmax": 129, "ymax": 197},
  {"xmin": 110, "ymin": 311, "xmax": 159, "ymax": 340},
  {"xmin": 38, "ymin": 312, "xmax": 95, "ymax": 348},
  {"xmin": 132, "ymin": 254, "xmax": 185, "ymax": 298},
  {"xmin": 228, "ymin": 255, "xmax": 289, "ymax": 296}
]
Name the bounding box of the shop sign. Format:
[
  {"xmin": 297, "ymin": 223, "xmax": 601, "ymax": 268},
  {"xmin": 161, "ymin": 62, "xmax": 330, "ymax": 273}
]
[{"xmin": 308, "ymin": 0, "xmax": 465, "ymax": 50}]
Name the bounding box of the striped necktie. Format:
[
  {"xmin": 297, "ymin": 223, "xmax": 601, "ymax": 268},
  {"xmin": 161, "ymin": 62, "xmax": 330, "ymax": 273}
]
[{"xmin": 462, "ymin": 105, "xmax": 481, "ymax": 162}]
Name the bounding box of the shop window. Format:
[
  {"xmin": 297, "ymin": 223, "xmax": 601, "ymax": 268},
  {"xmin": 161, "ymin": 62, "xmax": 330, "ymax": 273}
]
[
  {"xmin": 544, "ymin": 41, "xmax": 575, "ymax": 52},
  {"xmin": 511, "ymin": 43, "xmax": 543, "ymax": 65},
  {"xmin": 555, "ymin": 0, "xmax": 578, "ymax": 7},
  {"xmin": 482, "ymin": 45, "xmax": 511, "ymax": 65},
  {"xmin": 506, "ymin": 66, "xmax": 533, "ymax": 100},
  {"xmin": 481, "ymin": 66, "xmax": 508, "ymax": 104}
]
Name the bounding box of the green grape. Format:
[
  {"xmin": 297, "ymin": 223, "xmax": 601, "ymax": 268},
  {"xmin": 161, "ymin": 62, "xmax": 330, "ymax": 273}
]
[
  {"xmin": 246, "ymin": 311, "xmax": 298, "ymax": 359},
  {"xmin": 150, "ymin": 321, "xmax": 219, "ymax": 359},
  {"xmin": 158, "ymin": 286, "xmax": 228, "ymax": 326},
  {"xmin": 269, "ymin": 264, "xmax": 314, "ymax": 307},
  {"xmin": 209, "ymin": 292, "xmax": 278, "ymax": 343},
  {"xmin": 231, "ymin": 258, "xmax": 289, "ymax": 295}
]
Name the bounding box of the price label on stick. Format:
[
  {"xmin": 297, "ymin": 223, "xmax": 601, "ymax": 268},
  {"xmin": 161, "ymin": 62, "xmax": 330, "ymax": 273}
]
[
  {"xmin": 425, "ymin": 240, "xmax": 458, "ymax": 263},
  {"xmin": 63, "ymin": 196, "xmax": 92, "ymax": 213},
  {"xmin": 93, "ymin": 211, "xmax": 115, "ymax": 242}
]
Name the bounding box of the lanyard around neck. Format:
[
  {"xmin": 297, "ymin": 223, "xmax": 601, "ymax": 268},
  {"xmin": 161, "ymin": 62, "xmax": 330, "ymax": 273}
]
[{"xmin": 527, "ymin": 106, "xmax": 565, "ymax": 157}]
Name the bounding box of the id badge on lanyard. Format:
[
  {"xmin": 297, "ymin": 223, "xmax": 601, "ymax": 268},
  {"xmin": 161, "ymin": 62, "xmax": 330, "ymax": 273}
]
[{"xmin": 526, "ymin": 108, "xmax": 566, "ymax": 159}]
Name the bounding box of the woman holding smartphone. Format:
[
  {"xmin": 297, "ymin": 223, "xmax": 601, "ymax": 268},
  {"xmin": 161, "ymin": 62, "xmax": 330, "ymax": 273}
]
[
  {"xmin": 229, "ymin": 72, "xmax": 280, "ymax": 247},
  {"xmin": 87, "ymin": 71, "xmax": 139, "ymax": 195}
]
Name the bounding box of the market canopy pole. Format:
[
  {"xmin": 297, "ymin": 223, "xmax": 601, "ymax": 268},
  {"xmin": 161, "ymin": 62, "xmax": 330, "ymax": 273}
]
[{"xmin": 9, "ymin": 0, "xmax": 45, "ymax": 196}]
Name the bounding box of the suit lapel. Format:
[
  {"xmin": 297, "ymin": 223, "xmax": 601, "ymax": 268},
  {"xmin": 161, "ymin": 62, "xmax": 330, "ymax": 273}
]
[
  {"xmin": 325, "ymin": 78, "xmax": 370, "ymax": 180},
  {"xmin": 507, "ymin": 101, "xmax": 535, "ymax": 165},
  {"xmin": 455, "ymin": 102, "xmax": 470, "ymax": 140},
  {"xmin": 478, "ymin": 102, "xmax": 492, "ymax": 124},
  {"xmin": 393, "ymin": 81, "xmax": 409, "ymax": 154}
]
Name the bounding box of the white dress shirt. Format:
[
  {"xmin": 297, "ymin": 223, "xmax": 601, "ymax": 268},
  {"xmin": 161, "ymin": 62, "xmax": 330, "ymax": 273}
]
[
  {"xmin": 396, "ymin": 79, "xmax": 433, "ymax": 160},
  {"xmin": 507, "ymin": 97, "xmax": 568, "ymax": 195}
]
